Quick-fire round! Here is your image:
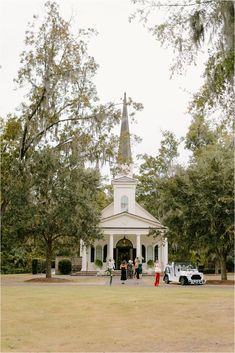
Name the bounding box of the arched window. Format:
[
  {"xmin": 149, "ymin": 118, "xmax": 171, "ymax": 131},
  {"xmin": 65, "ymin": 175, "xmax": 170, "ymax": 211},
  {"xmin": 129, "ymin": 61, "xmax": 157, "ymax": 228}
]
[
  {"xmin": 116, "ymin": 237, "xmax": 133, "ymax": 248},
  {"xmin": 121, "ymin": 195, "xmax": 128, "ymax": 212},
  {"xmin": 154, "ymin": 245, "xmax": 159, "ymax": 261},
  {"xmin": 103, "ymin": 244, "xmax": 108, "ymax": 262},
  {"xmin": 142, "ymin": 245, "xmax": 146, "ymax": 263},
  {"xmin": 90, "ymin": 246, "xmax": 95, "ymax": 263},
  {"xmin": 96, "ymin": 245, "xmax": 102, "ymax": 261}
]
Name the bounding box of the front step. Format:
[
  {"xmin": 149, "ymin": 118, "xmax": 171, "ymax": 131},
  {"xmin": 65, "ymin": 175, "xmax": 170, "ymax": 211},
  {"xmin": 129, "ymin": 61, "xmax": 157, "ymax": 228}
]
[
  {"xmin": 71, "ymin": 271, "xmax": 98, "ymax": 276},
  {"xmin": 71, "ymin": 270, "xmax": 122, "ymax": 276},
  {"xmin": 71, "ymin": 270, "xmax": 154, "ymax": 277}
]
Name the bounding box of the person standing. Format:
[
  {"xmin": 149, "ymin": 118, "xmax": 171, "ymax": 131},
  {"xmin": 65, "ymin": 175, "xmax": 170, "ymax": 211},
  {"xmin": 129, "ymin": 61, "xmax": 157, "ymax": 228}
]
[
  {"xmin": 138, "ymin": 262, "xmax": 143, "ymax": 279},
  {"xmin": 127, "ymin": 260, "xmax": 134, "ymax": 279},
  {"xmin": 120, "ymin": 260, "xmax": 127, "ymax": 284},
  {"xmin": 154, "ymin": 261, "xmax": 161, "ymax": 286},
  {"xmin": 134, "ymin": 257, "xmax": 139, "ymax": 279},
  {"xmin": 107, "ymin": 258, "xmax": 115, "ymax": 272},
  {"xmin": 107, "ymin": 258, "xmax": 115, "ymax": 285}
]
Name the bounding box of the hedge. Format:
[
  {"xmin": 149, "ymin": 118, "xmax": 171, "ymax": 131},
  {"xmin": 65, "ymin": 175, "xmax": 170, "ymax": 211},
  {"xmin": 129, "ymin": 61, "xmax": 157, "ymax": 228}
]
[{"xmin": 58, "ymin": 259, "xmax": 72, "ymax": 274}]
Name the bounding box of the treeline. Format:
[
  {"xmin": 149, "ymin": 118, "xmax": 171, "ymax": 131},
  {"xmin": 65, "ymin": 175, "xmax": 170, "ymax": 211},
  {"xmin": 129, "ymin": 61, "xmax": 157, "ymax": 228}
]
[
  {"xmin": 1, "ymin": 1, "xmax": 140, "ymax": 278},
  {"xmin": 133, "ymin": 0, "xmax": 234, "ymax": 280}
]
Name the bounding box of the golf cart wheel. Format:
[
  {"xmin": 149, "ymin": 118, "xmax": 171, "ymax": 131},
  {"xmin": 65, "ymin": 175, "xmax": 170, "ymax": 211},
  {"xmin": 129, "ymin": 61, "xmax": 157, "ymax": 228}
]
[
  {"xmin": 180, "ymin": 277, "xmax": 187, "ymax": 285},
  {"xmin": 164, "ymin": 275, "xmax": 170, "ymax": 284}
]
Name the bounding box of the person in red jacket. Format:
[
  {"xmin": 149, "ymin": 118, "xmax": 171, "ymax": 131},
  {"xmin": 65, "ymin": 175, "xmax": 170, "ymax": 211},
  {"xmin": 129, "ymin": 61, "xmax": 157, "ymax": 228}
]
[{"xmin": 154, "ymin": 261, "xmax": 161, "ymax": 286}]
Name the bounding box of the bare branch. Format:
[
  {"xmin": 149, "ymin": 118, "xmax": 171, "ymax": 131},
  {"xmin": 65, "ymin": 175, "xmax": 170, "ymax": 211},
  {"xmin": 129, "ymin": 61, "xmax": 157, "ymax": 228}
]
[
  {"xmin": 133, "ymin": 0, "xmax": 214, "ymax": 9},
  {"xmin": 23, "ymin": 102, "xmax": 121, "ymax": 155},
  {"xmin": 19, "ymin": 87, "xmax": 46, "ymax": 160}
]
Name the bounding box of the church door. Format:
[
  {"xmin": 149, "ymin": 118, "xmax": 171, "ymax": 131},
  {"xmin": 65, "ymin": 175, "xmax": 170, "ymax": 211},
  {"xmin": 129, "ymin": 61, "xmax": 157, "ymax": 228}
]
[{"xmin": 115, "ymin": 237, "xmax": 133, "ymax": 268}]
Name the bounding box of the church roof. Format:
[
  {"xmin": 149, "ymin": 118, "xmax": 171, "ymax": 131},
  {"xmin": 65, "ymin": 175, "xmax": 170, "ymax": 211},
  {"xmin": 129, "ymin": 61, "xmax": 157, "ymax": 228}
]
[
  {"xmin": 100, "ymin": 211, "xmax": 166, "ymax": 230},
  {"xmin": 101, "ymin": 201, "xmax": 162, "ymax": 225},
  {"xmin": 112, "ymin": 175, "xmax": 137, "ymax": 184}
]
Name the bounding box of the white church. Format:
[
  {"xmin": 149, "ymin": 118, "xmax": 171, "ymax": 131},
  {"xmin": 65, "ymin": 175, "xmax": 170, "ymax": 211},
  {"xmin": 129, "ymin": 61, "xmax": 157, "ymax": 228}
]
[{"xmin": 80, "ymin": 93, "xmax": 168, "ymax": 272}]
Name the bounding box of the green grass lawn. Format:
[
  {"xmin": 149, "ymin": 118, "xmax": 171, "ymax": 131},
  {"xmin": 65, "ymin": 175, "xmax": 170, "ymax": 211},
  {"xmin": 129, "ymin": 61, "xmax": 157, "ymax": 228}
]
[{"xmin": 1, "ymin": 277, "xmax": 234, "ymax": 352}]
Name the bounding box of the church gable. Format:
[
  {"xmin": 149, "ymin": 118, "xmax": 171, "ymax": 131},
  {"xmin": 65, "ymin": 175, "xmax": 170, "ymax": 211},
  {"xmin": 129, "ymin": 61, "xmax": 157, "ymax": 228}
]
[
  {"xmin": 100, "ymin": 212, "xmax": 163, "ymax": 229},
  {"xmin": 112, "ymin": 176, "xmax": 137, "ymax": 184},
  {"xmin": 101, "ymin": 202, "xmax": 114, "ymax": 218}
]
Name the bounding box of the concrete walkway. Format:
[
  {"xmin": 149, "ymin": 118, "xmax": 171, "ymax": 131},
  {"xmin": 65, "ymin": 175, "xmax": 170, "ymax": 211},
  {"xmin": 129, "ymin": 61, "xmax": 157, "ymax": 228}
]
[
  {"xmin": 2, "ymin": 273, "xmax": 234, "ymax": 288},
  {"xmin": 105, "ymin": 275, "xmax": 155, "ymax": 286}
]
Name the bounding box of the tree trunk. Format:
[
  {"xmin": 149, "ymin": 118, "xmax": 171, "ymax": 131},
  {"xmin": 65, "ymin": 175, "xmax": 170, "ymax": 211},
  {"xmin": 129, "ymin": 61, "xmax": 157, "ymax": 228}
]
[
  {"xmin": 46, "ymin": 240, "xmax": 52, "ymax": 278},
  {"xmin": 221, "ymin": 0, "xmax": 234, "ymax": 53},
  {"xmin": 214, "ymin": 260, "xmax": 220, "ymax": 274},
  {"xmin": 220, "ymin": 255, "xmax": 227, "ymax": 280}
]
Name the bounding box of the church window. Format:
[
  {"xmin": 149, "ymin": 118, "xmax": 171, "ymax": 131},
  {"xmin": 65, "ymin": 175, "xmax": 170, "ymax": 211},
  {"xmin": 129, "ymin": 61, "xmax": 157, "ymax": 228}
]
[
  {"xmin": 121, "ymin": 195, "xmax": 128, "ymax": 212},
  {"xmin": 147, "ymin": 245, "xmax": 153, "ymax": 261},
  {"xmin": 96, "ymin": 245, "xmax": 102, "ymax": 261},
  {"xmin": 103, "ymin": 244, "xmax": 108, "ymax": 262},
  {"xmin": 141, "ymin": 245, "xmax": 146, "ymax": 263},
  {"xmin": 90, "ymin": 246, "xmax": 95, "ymax": 263},
  {"xmin": 154, "ymin": 245, "xmax": 159, "ymax": 261}
]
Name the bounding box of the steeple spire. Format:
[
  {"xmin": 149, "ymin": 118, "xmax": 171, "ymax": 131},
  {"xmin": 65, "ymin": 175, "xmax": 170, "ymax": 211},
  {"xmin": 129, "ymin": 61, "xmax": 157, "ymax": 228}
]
[{"xmin": 117, "ymin": 92, "xmax": 133, "ymax": 176}]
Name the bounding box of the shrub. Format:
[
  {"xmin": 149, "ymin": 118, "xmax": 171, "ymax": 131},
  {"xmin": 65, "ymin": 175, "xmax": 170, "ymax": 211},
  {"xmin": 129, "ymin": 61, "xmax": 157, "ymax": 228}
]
[
  {"xmin": 32, "ymin": 259, "xmax": 38, "ymax": 274},
  {"xmin": 95, "ymin": 259, "xmax": 103, "ymax": 269},
  {"xmin": 226, "ymin": 258, "xmax": 234, "ymax": 272},
  {"xmin": 1, "ymin": 247, "xmax": 31, "ymax": 274},
  {"xmin": 147, "ymin": 259, "xmax": 154, "ymax": 268},
  {"xmin": 1, "ymin": 265, "xmax": 31, "ymax": 274},
  {"xmin": 32, "ymin": 258, "xmax": 46, "ymax": 274},
  {"xmin": 58, "ymin": 259, "xmax": 72, "ymax": 274}
]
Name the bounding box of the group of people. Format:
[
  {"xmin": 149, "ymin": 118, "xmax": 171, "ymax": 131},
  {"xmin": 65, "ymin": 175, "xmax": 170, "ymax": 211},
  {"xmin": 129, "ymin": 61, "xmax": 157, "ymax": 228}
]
[
  {"xmin": 120, "ymin": 258, "xmax": 143, "ymax": 283},
  {"xmin": 107, "ymin": 258, "xmax": 161, "ymax": 286}
]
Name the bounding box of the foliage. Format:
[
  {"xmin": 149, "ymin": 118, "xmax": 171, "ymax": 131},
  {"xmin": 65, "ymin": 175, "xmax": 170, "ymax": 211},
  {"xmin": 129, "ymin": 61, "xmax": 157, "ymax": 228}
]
[
  {"xmin": 137, "ymin": 120, "xmax": 233, "ymax": 280},
  {"xmin": 56, "ymin": 249, "xmax": 73, "ymax": 257},
  {"xmin": 95, "ymin": 259, "xmax": 103, "ymax": 269},
  {"xmin": 136, "ymin": 130, "xmax": 179, "ymax": 218},
  {"xmin": 1, "ymin": 118, "xmax": 33, "ymax": 247},
  {"xmin": 158, "ymin": 137, "xmax": 233, "ymax": 280},
  {"xmin": 131, "ymin": 0, "xmax": 234, "ymax": 127},
  {"xmin": 58, "ymin": 259, "xmax": 72, "ymax": 274},
  {"xmin": 1, "ymin": 246, "xmax": 32, "ymax": 274},
  {"xmin": 32, "ymin": 259, "xmax": 38, "ymax": 275},
  {"xmin": 29, "ymin": 148, "xmax": 103, "ymax": 277},
  {"xmin": 147, "ymin": 259, "xmax": 154, "ymax": 268},
  {"xmin": 1, "ymin": 118, "xmax": 103, "ymax": 277},
  {"xmin": 15, "ymin": 1, "xmax": 142, "ymax": 167},
  {"xmin": 185, "ymin": 114, "xmax": 216, "ymax": 153}
]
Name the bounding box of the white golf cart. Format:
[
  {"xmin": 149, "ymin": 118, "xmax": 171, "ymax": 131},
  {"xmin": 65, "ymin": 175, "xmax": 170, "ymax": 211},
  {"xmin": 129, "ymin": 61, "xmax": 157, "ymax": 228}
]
[{"xmin": 163, "ymin": 262, "xmax": 206, "ymax": 285}]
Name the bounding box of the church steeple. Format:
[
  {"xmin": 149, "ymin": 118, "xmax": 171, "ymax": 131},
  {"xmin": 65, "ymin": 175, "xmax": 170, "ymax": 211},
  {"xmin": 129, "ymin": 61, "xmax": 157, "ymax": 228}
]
[{"xmin": 118, "ymin": 92, "xmax": 133, "ymax": 176}]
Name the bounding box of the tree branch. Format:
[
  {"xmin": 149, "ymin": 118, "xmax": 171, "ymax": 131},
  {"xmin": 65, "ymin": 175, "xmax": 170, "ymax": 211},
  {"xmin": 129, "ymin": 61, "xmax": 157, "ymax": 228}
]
[
  {"xmin": 23, "ymin": 102, "xmax": 120, "ymax": 155},
  {"xmin": 19, "ymin": 88, "xmax": 46, "ymax": 160},
  {"xmin": 135, "ymin": 0, "xmax": 214, "ymax": 9},
  {"xmin": 54, "ymin": 137, "xmax": 73, "ymax": 149}
]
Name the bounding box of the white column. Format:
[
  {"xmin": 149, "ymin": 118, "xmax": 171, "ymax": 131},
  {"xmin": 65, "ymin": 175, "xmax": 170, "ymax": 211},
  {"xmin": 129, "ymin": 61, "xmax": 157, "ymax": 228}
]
[
  {"xmin": 109, "ymin": 234, "xmax": 113, "ymax": 259},
  {"xmin": 80, "ymin": 239, "xmax": 87, "ymax": 271},
  {"xmin": 161, "ymin": 237, "xmax": 168, "ymax": 270},
  {"xmin": 158, "ymin": 243, "xmax": 162, "ymax": 265},
  {"xmin": 136, "ymin": 234, "xmax": 141, "ymax": 258},
  {"xmin": 164, "ymin": 237, "xmax": 168, "ymax": 267}
]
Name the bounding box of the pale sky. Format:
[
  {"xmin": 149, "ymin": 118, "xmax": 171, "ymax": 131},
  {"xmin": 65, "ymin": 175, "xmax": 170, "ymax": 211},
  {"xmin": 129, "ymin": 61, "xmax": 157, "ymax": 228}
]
[{"xmin": 0, "ymin": 0, "xmax": 205, "ymax": 172}]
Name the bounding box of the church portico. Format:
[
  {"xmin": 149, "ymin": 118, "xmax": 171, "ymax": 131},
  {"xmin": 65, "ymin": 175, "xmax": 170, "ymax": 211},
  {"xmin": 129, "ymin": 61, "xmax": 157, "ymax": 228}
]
[
  {"xmin": 80, "ymin": 93, "xmax": 168, "ymax": 273},
  {"xmin": 81, "ymin": 232, "xmax": 168, "ymax": 271}
]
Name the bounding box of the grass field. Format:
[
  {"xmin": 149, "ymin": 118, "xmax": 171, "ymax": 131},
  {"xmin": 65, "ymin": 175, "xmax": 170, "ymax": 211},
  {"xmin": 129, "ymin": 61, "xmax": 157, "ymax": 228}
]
[{"xmin": 1, "ymin": 274, "xmax": 234, "ymax": 352}]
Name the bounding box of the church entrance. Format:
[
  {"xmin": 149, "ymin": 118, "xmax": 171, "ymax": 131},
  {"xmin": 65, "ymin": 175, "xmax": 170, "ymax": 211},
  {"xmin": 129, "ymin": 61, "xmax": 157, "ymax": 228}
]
[{"xmin": 115, "ymin": 237, "xmax": 134, "ymax": 269}]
